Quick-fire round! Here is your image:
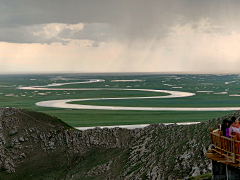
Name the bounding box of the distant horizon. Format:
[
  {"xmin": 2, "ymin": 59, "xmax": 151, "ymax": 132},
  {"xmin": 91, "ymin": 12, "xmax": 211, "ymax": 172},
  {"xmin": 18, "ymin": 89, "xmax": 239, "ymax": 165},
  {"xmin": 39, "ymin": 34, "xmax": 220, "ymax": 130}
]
[{"xmin": 0, "ymin": 71, "xmax": 239, "ymax": 76}]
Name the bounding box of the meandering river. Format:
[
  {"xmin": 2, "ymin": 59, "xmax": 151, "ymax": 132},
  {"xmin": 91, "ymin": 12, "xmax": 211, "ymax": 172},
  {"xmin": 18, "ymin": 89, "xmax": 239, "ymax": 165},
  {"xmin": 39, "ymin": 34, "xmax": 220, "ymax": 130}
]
[{"xmin": 18, "ymin": 79, "xmax": 240, "ymax": 111}]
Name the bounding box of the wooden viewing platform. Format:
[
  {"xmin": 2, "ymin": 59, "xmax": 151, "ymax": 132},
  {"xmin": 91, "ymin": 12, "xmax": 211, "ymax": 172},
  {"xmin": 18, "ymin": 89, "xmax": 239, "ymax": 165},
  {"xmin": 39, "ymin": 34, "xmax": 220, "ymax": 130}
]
[
  {"xmin": 206, "ymin": 125, "xmax": 240, "ymax": 180},
  {"xmin": 206, "ymin": 125, "xmax": 240, "ymax": 166}
]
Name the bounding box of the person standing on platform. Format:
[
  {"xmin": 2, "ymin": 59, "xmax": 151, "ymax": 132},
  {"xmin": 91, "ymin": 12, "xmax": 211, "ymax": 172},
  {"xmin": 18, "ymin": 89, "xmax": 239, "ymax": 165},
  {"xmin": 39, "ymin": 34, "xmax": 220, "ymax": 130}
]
[{"xmin": 229, "ymin": 116, "xmax": 240, "ymax": 140}]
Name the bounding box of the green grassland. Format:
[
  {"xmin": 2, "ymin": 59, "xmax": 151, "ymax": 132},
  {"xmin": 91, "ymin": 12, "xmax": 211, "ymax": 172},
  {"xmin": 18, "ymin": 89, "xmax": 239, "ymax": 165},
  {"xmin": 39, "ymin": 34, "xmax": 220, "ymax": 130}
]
[
  {"xmin": 0, "ymin": 73, "xmax": 239, "ymax": 127},
  {"xmin": 70, "ymin": 93, "xmax": 240, "ymax": 107}
]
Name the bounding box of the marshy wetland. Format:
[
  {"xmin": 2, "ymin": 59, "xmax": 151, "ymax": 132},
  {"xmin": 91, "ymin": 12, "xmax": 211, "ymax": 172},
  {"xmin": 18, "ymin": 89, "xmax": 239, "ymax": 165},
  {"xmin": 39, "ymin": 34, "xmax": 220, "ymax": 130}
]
[{"xmin": 1, "ymin": 73, "xmax": 240, "ymax": 127}]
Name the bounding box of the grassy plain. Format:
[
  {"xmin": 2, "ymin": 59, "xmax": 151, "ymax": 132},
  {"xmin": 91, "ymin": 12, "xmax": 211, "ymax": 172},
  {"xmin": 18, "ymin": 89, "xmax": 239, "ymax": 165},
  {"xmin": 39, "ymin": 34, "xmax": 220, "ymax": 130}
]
[{"xmin": 0, "ymin": 73, "xmax": 239, "ymax": 127}]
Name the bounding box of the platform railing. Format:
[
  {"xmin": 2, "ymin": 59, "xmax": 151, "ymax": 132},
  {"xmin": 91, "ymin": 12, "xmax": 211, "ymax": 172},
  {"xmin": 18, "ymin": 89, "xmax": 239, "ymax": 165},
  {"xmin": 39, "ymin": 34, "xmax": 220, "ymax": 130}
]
[{"xmin": 210, "ymin": 127, "xmax": 240, "ymax": 164}]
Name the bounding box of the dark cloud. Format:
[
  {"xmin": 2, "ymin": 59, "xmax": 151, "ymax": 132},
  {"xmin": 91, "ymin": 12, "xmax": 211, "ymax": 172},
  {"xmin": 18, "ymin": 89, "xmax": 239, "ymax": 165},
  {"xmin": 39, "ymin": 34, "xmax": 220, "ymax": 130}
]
[
  {"xmin": 0, "ymin": 23, "xmax": 115, "ymax": 44},
  {"xmin": 0, "ymin": 25, "xmax": 68, "ymax": 44},
  {"xmin": 1, "ymin": 0, "xmax": 240, "ymax": 44}
]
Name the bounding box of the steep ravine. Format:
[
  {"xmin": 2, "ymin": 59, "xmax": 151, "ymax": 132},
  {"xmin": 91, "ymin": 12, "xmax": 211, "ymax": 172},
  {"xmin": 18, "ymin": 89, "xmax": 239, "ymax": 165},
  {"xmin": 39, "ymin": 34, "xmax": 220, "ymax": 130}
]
[{"xmin": 0, "ymin": 107, "xmax": 237, "ymax": 180}]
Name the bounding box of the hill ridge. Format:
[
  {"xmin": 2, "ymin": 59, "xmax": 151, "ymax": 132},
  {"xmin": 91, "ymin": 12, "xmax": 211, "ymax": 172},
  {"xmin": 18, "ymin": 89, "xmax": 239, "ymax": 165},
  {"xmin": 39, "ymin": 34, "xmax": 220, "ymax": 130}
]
[{"xmin": 0, "ymin": 107, "xmax": 236, "ymax": 179}]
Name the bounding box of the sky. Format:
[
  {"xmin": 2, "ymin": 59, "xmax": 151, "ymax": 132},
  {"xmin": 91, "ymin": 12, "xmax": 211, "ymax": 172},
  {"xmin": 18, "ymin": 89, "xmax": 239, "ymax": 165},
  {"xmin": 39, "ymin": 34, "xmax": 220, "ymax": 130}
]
[{"xmin": 1, "ymin": 0, "xmax": 240, "ymax": 74}]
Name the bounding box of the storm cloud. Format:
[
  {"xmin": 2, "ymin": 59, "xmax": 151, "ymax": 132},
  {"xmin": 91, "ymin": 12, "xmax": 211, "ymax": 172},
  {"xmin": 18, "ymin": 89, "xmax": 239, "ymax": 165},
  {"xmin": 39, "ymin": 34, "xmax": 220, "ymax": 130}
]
[
  {"xmin": 1, "ymin": 0, "xmax": 240, "ymax": 74},
  {"xmin": 1, "ymin": 0, "xmax": 240, "ymax": 44}
]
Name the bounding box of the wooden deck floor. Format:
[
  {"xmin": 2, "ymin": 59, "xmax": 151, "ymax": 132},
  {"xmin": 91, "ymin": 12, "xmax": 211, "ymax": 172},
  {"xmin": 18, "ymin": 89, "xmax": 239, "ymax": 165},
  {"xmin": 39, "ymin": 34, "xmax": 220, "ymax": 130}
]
[{"xmin": 206, "ymin": 150, "xmax": 240, "ymax": 167}]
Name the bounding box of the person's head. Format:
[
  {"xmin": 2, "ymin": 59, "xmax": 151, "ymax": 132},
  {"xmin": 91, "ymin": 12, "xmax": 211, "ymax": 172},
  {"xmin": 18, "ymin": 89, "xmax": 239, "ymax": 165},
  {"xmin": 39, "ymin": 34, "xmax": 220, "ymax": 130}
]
[
  {"xmin": 231, "ymin": 116, "xmax": 238, "ymax": 124},
  {"xmin": 222, "ymin": 119, "xmax": 229, "ymax": 127}
]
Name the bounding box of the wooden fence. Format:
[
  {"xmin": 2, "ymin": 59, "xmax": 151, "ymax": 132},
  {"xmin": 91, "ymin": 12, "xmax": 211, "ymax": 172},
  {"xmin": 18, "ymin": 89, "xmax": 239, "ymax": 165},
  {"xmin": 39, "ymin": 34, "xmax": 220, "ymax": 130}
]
[{"xmin": 210, "ymin": 126, "xmax": 240, "ymax": 164}]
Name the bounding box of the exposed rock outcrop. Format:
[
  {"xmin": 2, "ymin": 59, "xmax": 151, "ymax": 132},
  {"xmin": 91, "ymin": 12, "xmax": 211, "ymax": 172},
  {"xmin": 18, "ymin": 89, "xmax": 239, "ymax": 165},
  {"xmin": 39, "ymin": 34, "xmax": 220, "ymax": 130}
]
[{"xmin": 0, "ymin": 107, "xmax": 236, "ymax": 179}]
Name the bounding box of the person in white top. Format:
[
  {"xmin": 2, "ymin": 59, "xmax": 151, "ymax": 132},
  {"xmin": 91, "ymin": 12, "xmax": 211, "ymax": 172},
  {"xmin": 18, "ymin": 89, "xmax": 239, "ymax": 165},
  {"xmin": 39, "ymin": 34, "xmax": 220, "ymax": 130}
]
[{"xmin": 229, "ymin": 116, "xmax": 240, "ymax": 140}]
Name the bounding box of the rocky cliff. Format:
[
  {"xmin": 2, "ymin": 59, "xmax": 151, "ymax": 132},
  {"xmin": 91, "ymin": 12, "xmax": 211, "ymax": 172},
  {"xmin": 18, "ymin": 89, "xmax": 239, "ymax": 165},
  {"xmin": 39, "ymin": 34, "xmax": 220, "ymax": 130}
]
[{"xmin": 0, "ymin": 107, "xmax": 237, "ymax": 180}]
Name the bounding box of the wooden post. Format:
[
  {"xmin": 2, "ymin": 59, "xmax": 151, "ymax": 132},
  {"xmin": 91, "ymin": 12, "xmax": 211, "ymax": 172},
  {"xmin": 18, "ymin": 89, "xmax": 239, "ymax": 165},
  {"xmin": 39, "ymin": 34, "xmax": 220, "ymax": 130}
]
[
  {"xmin": 218, "ymin": 124, "xmax": 221, "ymax": 130},
  {"xmin": 219, "ymin": 131, "xmax": 223, "ymax": 156},
  {"xmin": 233, "ymin": 136, "xmax": 237, "ymax": 163}
]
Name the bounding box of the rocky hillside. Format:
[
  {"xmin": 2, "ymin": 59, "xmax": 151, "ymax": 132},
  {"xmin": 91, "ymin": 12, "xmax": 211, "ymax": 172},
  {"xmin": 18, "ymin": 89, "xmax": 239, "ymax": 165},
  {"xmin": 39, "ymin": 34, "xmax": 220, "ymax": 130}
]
[{"xmin": 0, "ymin": 107, "xmax": 237, "ymax": 180}]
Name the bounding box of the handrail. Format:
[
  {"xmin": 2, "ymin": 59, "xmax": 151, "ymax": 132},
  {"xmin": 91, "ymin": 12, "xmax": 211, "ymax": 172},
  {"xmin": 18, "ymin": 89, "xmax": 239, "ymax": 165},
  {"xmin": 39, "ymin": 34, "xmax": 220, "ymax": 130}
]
[{"xmin": 210, "ymin": 127, "xmax": 240, "ymax": 164}]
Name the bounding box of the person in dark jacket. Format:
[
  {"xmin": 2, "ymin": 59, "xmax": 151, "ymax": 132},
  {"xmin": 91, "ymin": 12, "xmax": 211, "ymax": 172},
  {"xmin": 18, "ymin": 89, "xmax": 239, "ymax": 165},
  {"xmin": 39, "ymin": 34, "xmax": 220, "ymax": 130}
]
[{"xmin": 221, "ymin": 119, "xmax": 229, "ymax": 136}]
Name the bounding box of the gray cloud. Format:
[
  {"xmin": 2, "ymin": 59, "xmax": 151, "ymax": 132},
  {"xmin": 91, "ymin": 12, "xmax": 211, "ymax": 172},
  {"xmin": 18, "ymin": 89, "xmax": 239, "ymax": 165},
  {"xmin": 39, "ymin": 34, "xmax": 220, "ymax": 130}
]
[
  {"xmin": 0, "ymin": 23, "xmax": 115, "ymax": 45},
  {"xmin": 1, "ymin": 0, "xmax": 240, "ymax": 44},
  {"xmin": 0, "ymin": 25, "xmax": 67, "ymax": 44},
  {"xmin": 58, "ymin": 23, "xmax": 115, "ymax": 42}
]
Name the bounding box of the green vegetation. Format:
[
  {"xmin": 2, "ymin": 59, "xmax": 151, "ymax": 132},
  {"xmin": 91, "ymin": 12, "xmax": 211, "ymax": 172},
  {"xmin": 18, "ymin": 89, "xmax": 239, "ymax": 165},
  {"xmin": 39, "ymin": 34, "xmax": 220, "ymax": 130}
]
[
  {"xmin": 70, "ymin": 93, "xmax": 240, "ymax": 107},
  {"xmin": 24, "ymin": 110, "xmax": 74, "ymax": 129},
  {"xmin": 186, "ymin": 173, "xmax": 212, "ymax": 180},
  {"xmin": 0, "ymin": 74, "xmax": 239, "ymax": 127},
  {"xmin": 67, "ymin": 148, "xmax": 129, "ymax": 179}
]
